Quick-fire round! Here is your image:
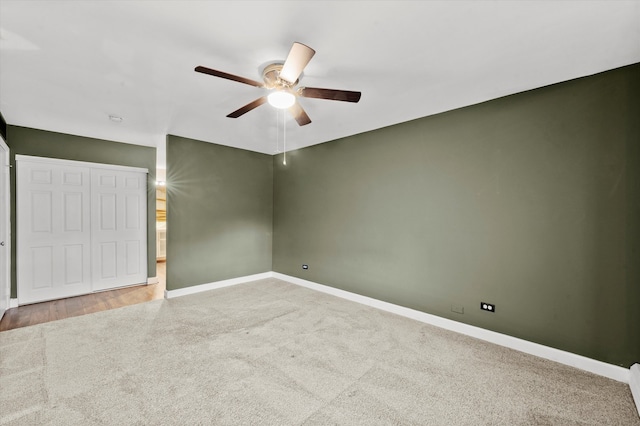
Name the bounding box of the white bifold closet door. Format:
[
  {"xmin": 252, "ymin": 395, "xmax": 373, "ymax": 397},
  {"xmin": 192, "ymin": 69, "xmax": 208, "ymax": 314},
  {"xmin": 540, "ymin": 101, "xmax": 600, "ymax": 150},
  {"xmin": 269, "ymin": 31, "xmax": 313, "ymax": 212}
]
[
  {"xmin": 17, "ymin": 156, "xmax": 147, "ymax": 305},
  {"xmin": 91, "ymin": 168, "xmax": 147, "ymax": 292},
  {"xmin": 18, "ymin": 160, "xmax": 93, "ymax": 304}
]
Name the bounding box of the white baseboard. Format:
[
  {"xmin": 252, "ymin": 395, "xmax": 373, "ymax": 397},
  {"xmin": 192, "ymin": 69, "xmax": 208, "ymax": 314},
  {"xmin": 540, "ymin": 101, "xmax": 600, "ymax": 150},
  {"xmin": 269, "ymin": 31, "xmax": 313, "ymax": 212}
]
[
  {"xmin": 159, "ymin": 270, "xmax": 632, "ymax": 385},
  {"xmin": 631, "ymin": 364, "xmax": 640, "ymax": 417},
  {"xmin": 147, "ymin": 276, "xmax": 159, "ymax": 285},
  {"xmin": 9, "ymin": 298, "xmax": 18, "ymax": 308},
  {"xmin": 273, "ymin": 272, "xmax": 631, "ymax": 384},
  {"xmin": 164, "ymin": 272, "xmax": 273, "ymax": 299}
]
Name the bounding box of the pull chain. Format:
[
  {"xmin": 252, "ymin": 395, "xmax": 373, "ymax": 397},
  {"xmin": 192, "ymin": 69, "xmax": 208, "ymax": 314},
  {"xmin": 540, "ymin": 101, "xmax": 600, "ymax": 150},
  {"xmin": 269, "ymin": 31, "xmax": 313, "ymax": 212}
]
[
  {"xmin": 283, "ymin": 108, "xmax": 287, "ymax": 165},
  {"xmin": 276, "ymin": 108, "xmax": 280, "ymax": 155},
  {"xmin": 274, "ymin": 108, "xmax": 288, "ymax": 166}
]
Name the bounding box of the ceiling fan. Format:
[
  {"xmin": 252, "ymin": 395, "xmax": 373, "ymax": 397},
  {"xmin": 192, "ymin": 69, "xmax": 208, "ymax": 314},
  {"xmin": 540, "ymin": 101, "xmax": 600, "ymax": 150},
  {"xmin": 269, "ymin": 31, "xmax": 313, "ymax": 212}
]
[{"xmin": 195, "ymin": 42, "xmax": 361, "ymax": 126}]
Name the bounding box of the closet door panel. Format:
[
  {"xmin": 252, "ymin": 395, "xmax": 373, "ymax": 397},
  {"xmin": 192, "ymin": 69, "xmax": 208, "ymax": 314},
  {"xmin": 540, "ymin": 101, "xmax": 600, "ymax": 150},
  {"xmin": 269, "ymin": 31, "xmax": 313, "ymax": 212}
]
[
  {"xmin": 91, "ymin": 169, "xmax": 147, "ymax": 291},
  {"xmin": 31, "ymin": 192, "xmax": 53, "ymax": 232},
  {"xmin": 30, "ymin": 246, "xmax": 53, "ymax": 289},
  {"xmin": 63, "ymin": 244, "xmax": 84, "ymax": 284},
  {"xmin": 98, "ymin": 241, "xmax": 117, "ymax": 279},
  {"xmin": 18, "ymin": 161, "xmax": 92, "ymax": 304}
]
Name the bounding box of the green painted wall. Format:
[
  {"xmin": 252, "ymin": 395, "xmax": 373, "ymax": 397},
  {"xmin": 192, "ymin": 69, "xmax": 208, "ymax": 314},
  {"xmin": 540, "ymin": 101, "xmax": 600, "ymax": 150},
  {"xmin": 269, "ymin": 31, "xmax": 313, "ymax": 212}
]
[
  {"xmin": 7, "ymin": 125, "xmax": 157, "ymax": 298},
  {"xmin": 273, "ymin": 63, "xmax": 640, "ymax": 368},
  {"xmin": 166, "ymin": 135, "xmax": 272, "ymax": 290}
]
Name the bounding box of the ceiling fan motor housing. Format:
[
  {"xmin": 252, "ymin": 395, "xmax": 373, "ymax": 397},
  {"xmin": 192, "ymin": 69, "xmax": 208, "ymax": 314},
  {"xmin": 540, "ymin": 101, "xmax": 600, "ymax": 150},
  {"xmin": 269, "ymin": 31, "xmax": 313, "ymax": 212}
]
[{"xmin": 262, "ymin": 63, "xmax": 298, "ymax": 89}]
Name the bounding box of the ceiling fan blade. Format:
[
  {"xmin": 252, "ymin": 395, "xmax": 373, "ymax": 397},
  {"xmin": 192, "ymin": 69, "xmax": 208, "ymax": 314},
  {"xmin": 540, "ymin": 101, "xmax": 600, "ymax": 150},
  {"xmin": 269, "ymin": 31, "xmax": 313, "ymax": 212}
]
[
  {"xmin": 195, "ymin": 66, "xmax": 264, "ymax": 88},
  {"xmin": 298, "ymin": 87, "xmax": 361, "ymax": 103},
  {"xmin": 227, "ymin": 96, "xmax": 268, "ymax": 118},
  {"xmin": 279, "ymin": 42, "xmax": 316, "ymax": 84},
  {"xmin": 288, "ymin": 102, "xmax": 312, "ymax": 126}
]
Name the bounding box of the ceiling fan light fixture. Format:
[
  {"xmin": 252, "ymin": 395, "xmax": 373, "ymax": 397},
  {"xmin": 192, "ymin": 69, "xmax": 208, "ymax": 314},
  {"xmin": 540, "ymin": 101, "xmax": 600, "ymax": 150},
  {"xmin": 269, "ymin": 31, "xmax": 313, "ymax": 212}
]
[{"xmin": 268, "ymin": 91, "xmax": 295, "ymax": 109}]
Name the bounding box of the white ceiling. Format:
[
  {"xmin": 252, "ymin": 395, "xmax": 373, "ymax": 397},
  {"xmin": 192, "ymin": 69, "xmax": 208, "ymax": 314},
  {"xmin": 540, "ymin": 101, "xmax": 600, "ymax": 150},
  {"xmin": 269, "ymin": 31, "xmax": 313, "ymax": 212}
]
[{"xmin": 1, "ymin": 1, "xmax": 639, "ymax": 168}]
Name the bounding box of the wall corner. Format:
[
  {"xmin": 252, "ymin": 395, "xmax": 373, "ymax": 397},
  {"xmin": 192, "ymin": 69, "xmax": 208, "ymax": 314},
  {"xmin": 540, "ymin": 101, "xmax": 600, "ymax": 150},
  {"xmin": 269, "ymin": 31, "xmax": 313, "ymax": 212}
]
[{"xmin": 630, "ymin": 363, "xmax": 640, "ymax": 418}]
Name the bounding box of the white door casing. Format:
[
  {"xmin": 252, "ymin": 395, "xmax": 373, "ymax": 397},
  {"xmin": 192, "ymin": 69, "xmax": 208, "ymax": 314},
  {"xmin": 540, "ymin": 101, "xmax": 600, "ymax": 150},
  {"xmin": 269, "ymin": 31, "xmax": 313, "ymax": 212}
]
[
  {"xmin": 17, "ymin": 160, "xmax": 92, "ymax": 304},
  {"xmin": 91, "ymin": 168, "xmax": 147, "ymax": 291},
  {"xmin": 0, "ymin": 136, "xmax": 9, "ymax": 320},
  {"xmin": 156, "ymin": 224, "xmax": 166, "ymax": 260},
  {"xmin": 16, "ymin": 155, "xmax": 147, "ymax": 304}
]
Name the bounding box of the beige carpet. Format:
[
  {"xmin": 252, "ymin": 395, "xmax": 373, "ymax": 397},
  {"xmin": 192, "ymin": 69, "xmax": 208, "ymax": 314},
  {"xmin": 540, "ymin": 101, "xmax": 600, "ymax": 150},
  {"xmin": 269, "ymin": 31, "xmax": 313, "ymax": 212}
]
[{"xmin": 1, "ymin": 278, "xmax": 638, "ymax": 425}]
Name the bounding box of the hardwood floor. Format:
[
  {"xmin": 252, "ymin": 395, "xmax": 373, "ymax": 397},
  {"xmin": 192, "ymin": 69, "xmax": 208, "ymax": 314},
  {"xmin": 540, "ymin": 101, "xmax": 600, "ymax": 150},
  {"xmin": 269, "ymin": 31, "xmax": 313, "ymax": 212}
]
[{"xmin": 0, "ymin": 261, "xmax": 166, "ymax": 332}]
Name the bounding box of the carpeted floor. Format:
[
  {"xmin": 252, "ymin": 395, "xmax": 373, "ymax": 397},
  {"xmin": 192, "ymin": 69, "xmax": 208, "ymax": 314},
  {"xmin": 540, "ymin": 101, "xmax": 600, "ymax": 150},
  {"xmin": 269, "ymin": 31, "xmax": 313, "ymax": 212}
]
[{"xmin": 1, "ymin": 278, "xmax": 638, "ymax": 425}]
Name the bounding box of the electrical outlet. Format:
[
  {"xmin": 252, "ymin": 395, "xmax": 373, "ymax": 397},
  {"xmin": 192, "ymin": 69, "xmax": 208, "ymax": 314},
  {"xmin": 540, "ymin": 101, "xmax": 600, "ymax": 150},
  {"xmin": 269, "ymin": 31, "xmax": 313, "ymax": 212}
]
[
  {"xmin": 451, "ymin": 304, "xmax": 464, "ymax": 314},
  {"xmin": 302, "ymin": 264, "xmax": 308, "ymax": 270},
  {"xmin": 480, "ymin": 302, "xmax": 495, "ymax": 312}
]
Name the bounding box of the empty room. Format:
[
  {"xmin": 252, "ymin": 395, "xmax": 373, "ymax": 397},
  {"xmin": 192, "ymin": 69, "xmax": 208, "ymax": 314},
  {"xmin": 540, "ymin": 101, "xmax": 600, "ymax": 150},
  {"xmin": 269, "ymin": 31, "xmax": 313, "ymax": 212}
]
[{"xmin": 0, "ymin": 1, "xmax": 639, "ymax": 424}]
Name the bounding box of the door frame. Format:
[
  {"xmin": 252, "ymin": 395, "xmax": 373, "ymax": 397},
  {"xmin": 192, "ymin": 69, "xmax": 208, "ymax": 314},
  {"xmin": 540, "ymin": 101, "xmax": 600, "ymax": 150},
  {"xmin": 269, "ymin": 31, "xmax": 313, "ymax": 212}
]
[{"xmin": 0, "ymin": 135, "xmax": 10, "ymax": 320}]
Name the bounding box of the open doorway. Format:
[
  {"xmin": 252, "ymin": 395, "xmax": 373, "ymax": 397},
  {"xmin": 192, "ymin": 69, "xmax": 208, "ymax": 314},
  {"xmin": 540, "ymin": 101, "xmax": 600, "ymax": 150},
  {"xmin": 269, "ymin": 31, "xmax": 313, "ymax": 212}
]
[
  {"xmin": 0, "ymin": 136, "xmax": 9, "ymax": 322},
  {"xmin": 156, "ymin": 168, "xmax": 167, "ymax": 290}
]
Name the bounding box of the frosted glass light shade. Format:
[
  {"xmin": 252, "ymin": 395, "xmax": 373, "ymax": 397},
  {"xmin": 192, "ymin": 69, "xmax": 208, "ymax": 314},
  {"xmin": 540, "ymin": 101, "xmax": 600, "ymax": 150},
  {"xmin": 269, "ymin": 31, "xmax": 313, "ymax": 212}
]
[{"xmin": 268, "ymin": 91, "xmax": 295, "ymax": 109}]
